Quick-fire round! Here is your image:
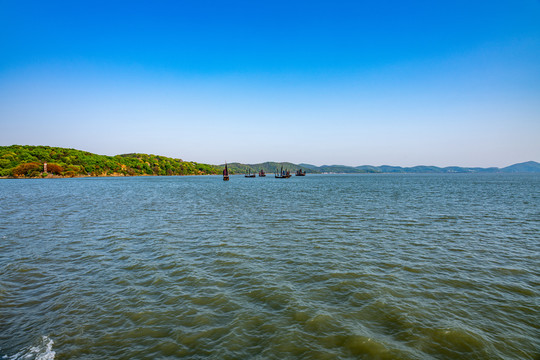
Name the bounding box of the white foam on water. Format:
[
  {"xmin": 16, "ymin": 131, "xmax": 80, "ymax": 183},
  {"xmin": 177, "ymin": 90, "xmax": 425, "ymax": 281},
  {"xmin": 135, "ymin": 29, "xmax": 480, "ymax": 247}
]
[{"xmin": 2, "ymin": 336, "xmax": 55, "ymax": 360}]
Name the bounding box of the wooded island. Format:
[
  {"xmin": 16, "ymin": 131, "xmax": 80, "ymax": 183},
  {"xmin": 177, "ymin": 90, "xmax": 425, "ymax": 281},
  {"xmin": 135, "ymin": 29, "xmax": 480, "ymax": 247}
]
[{"xmin": 0, "ymin": 145, "xmax": 221, "ymax": 178}]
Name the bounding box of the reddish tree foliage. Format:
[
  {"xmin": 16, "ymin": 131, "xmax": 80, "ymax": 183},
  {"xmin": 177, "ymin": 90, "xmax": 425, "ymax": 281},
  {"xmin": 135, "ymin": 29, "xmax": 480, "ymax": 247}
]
[
  {"xmin": 12, "ymin": 162, "xmax": 41, "ymax": 177},
  {"xmin": 46, "ymin": 163, "xmax": 63, "ymax": 174}
]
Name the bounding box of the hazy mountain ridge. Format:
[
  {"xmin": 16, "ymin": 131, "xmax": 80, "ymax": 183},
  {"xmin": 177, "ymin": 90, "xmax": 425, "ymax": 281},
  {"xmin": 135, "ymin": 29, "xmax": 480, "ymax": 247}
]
[
  {"xmin": 223, "ymin": 162, "xmax": 313, "ymax": 174},
  {"xmin": 238, "ymin": 161, "xmax": 540, "ymax": 174},
  {"xmin": 302, "ymin": 161, "xmax": 540, "ymax": 174},
  {"xmin": 500, "ymin": 161, "xmax": 540, "ymax": 173}
]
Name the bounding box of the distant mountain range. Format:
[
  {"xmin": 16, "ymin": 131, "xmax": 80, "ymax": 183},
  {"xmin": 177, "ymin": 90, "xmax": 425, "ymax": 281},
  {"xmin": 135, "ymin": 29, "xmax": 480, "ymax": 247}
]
[{"xmin": 226, "ymin": 161, "xmax": 540, "ymax": 174}]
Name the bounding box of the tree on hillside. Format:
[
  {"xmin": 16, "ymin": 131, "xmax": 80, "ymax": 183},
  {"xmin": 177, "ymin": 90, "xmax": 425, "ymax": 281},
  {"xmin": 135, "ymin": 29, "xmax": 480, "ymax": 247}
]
[{"xmin": 12, "ymin": 162, "xmax": 42, "ymax": 177}]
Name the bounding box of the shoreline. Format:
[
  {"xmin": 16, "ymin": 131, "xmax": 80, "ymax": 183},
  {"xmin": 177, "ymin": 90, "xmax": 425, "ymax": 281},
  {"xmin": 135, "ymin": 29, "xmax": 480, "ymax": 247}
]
[
  {"xmin": 0, "ymin": 173, "xmax": 220, "ymax": 179},
  {"xmin": 3, "ymin": 172, "xmax": 539, "ymax": 180}
]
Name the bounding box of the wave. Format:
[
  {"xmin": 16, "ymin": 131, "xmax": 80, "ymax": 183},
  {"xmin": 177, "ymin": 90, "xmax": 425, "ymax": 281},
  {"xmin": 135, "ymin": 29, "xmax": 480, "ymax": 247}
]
[{"xmin": 3, "ymin": 336, "xmax": 55, "ymax": 360}]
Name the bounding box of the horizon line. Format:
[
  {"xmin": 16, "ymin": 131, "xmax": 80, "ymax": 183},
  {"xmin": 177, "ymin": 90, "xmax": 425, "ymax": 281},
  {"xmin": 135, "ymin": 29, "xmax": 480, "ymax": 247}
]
[{"xmin": 1, "ymin": 144, "xmax": 537, "ymax": 169}]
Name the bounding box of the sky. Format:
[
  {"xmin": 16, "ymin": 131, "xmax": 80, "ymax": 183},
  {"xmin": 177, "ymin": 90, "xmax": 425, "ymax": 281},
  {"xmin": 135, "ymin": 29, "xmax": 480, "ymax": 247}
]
[{"xmin": 1, "ymin": 0, "xmax": 539, "ymax": 167}]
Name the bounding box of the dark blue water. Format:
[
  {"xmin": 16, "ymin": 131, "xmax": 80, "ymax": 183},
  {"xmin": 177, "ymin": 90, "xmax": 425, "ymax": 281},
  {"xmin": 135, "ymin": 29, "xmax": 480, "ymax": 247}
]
[{"xmin": 1, "ymin": 174, "xmax": 538, "ymax": 359}]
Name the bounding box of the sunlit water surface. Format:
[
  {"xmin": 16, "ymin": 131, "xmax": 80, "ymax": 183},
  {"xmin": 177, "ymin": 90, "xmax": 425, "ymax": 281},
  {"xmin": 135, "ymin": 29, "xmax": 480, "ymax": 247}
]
[{"xmin": 1, "ymin": 174, "xmax": 538, "ymax": 359}]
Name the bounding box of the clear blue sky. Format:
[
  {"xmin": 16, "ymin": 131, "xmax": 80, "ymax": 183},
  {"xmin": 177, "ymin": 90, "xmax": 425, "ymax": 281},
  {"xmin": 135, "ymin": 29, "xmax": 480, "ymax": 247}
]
[{"xmin": 1, "ymin": 0, "xmax": 539, "ymax": 167}]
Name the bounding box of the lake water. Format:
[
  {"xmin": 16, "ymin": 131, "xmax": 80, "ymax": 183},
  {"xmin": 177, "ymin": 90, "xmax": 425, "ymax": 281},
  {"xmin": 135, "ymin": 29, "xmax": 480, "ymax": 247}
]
[{"xmin": 0, "ymin": 174, "xmax": 538, "ymax": 359}]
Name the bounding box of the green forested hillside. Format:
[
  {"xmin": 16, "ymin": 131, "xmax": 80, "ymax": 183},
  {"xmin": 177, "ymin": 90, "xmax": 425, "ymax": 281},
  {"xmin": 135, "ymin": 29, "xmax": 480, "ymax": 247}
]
[{"xmin": 0, "ymin": 145, "xmax": 221, "ymax": 177}]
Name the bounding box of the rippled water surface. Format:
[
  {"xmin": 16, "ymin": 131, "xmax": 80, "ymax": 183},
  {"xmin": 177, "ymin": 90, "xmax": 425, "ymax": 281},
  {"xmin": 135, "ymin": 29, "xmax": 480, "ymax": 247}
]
[{"xmin": 1, "ymin": 174, "xmax": 538, "ymax": 359}]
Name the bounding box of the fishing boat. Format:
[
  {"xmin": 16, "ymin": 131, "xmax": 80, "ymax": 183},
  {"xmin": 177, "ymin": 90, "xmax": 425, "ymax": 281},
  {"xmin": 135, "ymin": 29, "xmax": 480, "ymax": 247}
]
[
  {"xmin": 275, "ymin": 167, "xmax": 291, "ymax": 178},
  {"xmin": 245, "ymin": 169, "xmax": 256, "ymax": 178},
  {"xmin": 223, "ymin": 163, "xmax": 229, "ymax": 181},
  {"xmin": 295, "ymin": 169, "xmax": 306, "ymax": 176},
  {"xmin": 258, "ymin": 169, "xmax": 266, "ymax": 177}
]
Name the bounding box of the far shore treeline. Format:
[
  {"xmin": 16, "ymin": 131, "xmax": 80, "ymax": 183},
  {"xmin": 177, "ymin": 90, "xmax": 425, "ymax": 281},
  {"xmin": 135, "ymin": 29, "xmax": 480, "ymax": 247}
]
[{"xmin": 0, "ymin": 145, "xmax": 539, "ymax": 178}]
